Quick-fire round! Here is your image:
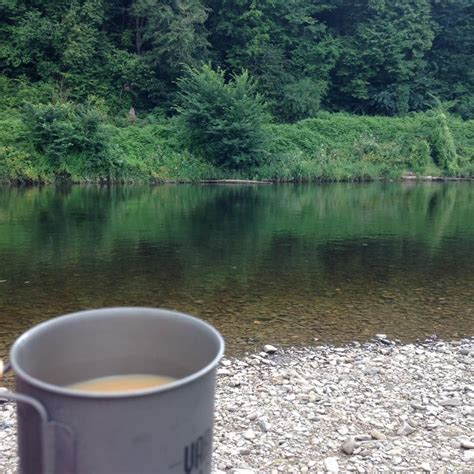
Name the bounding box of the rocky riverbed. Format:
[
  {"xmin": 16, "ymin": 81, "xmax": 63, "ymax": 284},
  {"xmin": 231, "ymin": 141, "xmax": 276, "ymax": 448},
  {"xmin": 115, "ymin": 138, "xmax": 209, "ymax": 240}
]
[{"xmin": 1, "ymin": 336, "xmax": 473, "ymax": 473}]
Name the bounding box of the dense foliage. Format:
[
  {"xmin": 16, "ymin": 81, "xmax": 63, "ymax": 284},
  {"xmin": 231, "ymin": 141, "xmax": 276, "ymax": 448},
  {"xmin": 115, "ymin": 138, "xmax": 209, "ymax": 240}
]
[
  {"xmin": 0, "ymin": 0, "xmax": 473, "ymax": 182},
  {"xmin": 176, "ymin": 65, "xmax": 269, "ymax": 168},
  {"xmin": 1, "ymin": 0, "xmax": 472, "ymax": 118}
]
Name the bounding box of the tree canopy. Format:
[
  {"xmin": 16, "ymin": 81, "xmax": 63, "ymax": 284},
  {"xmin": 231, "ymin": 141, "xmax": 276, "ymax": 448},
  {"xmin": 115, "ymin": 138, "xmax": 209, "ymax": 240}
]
[{"xmin": 1, "ymin": 0, "xmax": 473, "ymax": 119}]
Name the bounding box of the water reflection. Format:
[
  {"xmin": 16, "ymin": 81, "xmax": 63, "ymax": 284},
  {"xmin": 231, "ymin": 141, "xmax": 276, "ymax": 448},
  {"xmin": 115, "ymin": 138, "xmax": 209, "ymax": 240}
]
[{"xmin": 0, "ymin": 183, "xmax": 473, "ymax": 357}]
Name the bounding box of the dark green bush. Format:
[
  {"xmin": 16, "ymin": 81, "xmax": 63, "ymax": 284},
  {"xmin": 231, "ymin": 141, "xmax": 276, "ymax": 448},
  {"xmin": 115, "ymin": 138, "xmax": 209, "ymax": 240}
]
[
  {"xmin": 21, "ymin": 102, "xmax": 116, "ymax": 176},
  {"xmin": 408, "ymin": 139, "xmax": 432, "ymax": 170},
  {"xmin": 175, "ymin": 65, "xmax": 270, "ymax": 169},
  {"xmin": 430, "ymin": 110, "xmax": 459, "ymax": 174}
]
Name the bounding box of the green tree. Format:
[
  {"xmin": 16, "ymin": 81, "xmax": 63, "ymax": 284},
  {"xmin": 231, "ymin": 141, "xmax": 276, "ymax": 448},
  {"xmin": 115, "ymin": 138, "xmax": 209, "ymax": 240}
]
[
  {"xmin": 175, "ymin": 65, "xmax": 269, "ymax": 168},
  {"xmin": 206, "ymin": 0, "xmax": 340, "ymax": 121},
  {"xmin": 327, "ymin": 0, "xmax": 434, "ymax": 115},
  {"xmin": 427, "ymin": 0, "xmax": 474, "ymax": 119},
  {"xmin": 130, "ymin": 0, "xmax": 209, "ymax": 103}
]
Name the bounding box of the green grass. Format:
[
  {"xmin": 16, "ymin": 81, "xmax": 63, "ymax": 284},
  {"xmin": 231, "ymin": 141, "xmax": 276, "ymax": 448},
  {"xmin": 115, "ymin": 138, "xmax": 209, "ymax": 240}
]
[{"xmin": 1, "ymin": 108, "xmax": 473, "ymax": 184}]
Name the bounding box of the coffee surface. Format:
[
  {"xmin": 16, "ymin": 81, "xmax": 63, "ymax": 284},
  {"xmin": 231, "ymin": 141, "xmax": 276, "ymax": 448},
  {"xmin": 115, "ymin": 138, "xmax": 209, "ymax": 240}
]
[{"xmin": 68, "ymin": 374, "xmax": 175, "ymax": 393}]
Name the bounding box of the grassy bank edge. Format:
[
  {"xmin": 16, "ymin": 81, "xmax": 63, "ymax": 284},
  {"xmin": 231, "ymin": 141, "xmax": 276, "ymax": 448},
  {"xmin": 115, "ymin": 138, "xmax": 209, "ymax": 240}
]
[{"xmin": 1, "ymin": 112, "xmax": 473, "ymax": 184}]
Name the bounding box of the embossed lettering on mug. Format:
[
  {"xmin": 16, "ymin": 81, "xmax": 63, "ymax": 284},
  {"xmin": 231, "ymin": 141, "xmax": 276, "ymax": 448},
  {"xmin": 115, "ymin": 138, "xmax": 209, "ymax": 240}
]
[{"xmin": 184, "ymin": 428, "xmax": 212, "ymax": 474}]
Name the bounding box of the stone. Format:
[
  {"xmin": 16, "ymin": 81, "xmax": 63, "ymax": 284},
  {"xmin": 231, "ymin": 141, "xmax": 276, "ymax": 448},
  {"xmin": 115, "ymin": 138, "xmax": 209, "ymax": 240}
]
[
  {"xmin": 464, "ymin": 450, "xmax": 474, "ymax": 462},
  {"xmin": 354, "ymin": 434, "xmax": 372, "ymax": 442},
  {"xmin": 258, "ymin": 418, "xmax": 270, "ymax": 433},
  {"xmin": 363, "ymin": 368, "xmax": 381, "ymax": 376},
  {"xmin": 397, "ymin": 421, "xmax": 416, "ymax": 436},
  {"xmin": 341, "ymin": 437, "xmax": 358, "ymax": 455},
  {"xmin": 439, "ymin": 398, "xmax": 462, "ymax": 407},
  {"xmin": 243, "ymin": 429, "xmax": 256, "ymax": 440},
  {"xmin": 237, "ymin": 448, "xmax": 251, "ymax": 456},
  {"xmin": 337, "ymin": 426, "xmax": 349, "ymax": 436},
  {"xmin": 263, "ymin": 345, "xmax": 277, "ymax": 354},
  {"xmin": 324, "ymin": 457, "xmax": 339, "ymax": 472},
  {"xmin": 369, "ymin": 429, "xmax": 387, "ymax": 441},
  {"xmin": 460, "ymin": 438, "xmax": 474, "ymax": 449},
  {"xmin": 420, "ymin": 462, "xmax": 431, "ymax": 472}
]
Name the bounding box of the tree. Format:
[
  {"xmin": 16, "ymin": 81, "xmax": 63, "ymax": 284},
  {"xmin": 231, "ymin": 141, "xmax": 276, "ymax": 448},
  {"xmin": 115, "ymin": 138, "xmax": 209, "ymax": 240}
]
[
  {"xmin": 326, "ymin": 0, "xmax": 434, "ymax": 115},
  {"xmin": 175, "ymin": 65, "xmax": 269, "ymax": 168},
  {"xmin": 427, "ymin": 0, "xmax": 474, "ymax": 119},
  {"xmin": 206, "ymin": 0, "xmax": 340, "ymax": 121},
  {"xmin": 130, "ymin": 0, "xmax": 209, "ymax": 103}
]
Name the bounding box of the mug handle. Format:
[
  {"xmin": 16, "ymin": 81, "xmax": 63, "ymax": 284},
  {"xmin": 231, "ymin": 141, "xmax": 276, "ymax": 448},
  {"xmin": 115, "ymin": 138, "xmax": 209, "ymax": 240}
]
[{"xmin": 0, "ymin": 361, "xmax": 76, "ymax": 474}]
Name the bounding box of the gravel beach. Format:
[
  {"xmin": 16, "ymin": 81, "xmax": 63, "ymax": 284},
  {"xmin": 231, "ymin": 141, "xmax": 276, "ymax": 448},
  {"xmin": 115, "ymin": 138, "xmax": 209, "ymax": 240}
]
[{"xmin": 1, "ymin": 337, "xmax": 473, "ymax": 473}]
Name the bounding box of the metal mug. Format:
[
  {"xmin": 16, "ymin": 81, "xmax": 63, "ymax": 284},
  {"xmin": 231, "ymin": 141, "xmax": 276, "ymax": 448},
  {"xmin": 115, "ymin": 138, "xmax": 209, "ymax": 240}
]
[{"xmin": 0, "ymin": 307, "xmax": 224, "ymax": 474}]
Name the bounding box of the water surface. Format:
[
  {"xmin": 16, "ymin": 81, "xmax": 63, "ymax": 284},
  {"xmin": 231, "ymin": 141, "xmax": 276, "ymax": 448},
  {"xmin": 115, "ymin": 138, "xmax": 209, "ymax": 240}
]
[{"xmin": 1, "ymin": 183, "xmax": 473, "ymax": 358}]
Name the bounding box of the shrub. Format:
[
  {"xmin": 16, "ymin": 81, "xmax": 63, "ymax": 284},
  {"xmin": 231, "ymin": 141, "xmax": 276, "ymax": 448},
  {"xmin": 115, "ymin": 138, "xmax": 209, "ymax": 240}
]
[
  {"xmin": 175, "ymin": 65, "xmax": 270, "ymax": 169},
  {"xmin": 21, "ymin": 101, "xmax": 116, "ymax": 177},
  {"xmin": 430, "ymin": 110, "xmax": 459, "ymax": 174},
  {"xmin": 408, "ymin": 139, "xmax": 432, "ymax": 170},
  {"xmin": 0, "ymin": 146, "xmax": 42, "ymax": 183}
]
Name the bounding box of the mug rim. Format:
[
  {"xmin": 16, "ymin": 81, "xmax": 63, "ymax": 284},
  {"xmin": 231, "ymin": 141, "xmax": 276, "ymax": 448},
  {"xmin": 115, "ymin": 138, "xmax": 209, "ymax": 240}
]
[{"xmin": 10, "ymin": 307, "xmax": 225, "ymax": 399}]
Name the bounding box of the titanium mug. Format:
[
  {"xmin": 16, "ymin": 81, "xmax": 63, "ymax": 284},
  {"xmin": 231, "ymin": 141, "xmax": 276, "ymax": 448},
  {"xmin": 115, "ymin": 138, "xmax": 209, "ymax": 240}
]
[{"xmin": 0, "ymin": 307, "xmax": 225, "ymax": 474}]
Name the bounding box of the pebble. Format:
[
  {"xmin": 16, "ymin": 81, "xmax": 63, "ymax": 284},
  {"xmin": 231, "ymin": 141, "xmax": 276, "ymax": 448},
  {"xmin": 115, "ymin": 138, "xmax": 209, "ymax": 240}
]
[
  {"xmin": 258, "ymin": 418, "xmax": 270, "ymax": 433},
  {"xmin": 464, "ymin": 450, "xmax": 474, "ymax": 462},
  {"xmin": 337, "ymin": 425, "xmax": 349, "ymax": 436},
  {"xmin": 263, "ymin": 345, "xmax": 277, "ymax": 354},
  {"xmin": 243, "ymin": 429, "xmax": 255, "ymax": 440},
  {"xmin": 397, "ymin": 421, "xmax": 416, "ymax": 436},
  {"xmin": 341, "ymin": 437, "xmax": 358, "ymax": 455},
  {"xmin": 369, "ymin": 429, "xmax": 387, "ymax": 440},
  {"xmin": 460, "ymin": 438, "xmax": 474, "ymax": 449},
  {"xmin": 439, "ymin": 398, "xmax": 462, "ymax": 407},
  {"xmin": 324, "ymin": 457, "xmax": 339, "ymax": 472}
]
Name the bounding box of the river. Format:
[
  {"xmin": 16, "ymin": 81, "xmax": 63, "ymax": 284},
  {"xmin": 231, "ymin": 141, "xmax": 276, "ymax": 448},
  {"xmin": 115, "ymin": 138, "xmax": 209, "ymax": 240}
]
[{"xmin": 0, "ymin": 182, "xmax": 473, "ymax": 358}]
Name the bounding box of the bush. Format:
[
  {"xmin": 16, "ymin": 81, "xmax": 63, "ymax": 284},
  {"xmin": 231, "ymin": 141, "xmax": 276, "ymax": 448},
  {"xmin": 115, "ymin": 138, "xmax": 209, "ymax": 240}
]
[
  {"xmin": 430, "ymin": 110, "xmax": 459, "ymax": 174},
  {"xmin": 408, "ymin": 139, "xmax": 432, "ymax": 171},
  {"xmin": 21, "ymin": 102, "xmax": 117, "ymax": 177},
  {"xmin": 175, "ymin": 65, "xmax": 270, "ymax": 169}
]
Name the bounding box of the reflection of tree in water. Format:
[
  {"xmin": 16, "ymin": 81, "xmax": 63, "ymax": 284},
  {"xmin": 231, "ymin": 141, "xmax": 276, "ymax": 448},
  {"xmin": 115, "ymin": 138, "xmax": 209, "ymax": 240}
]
[
  {"xmin": 1, "ymin": 182, "xmax": 473, "ymax": 354},
  {"xmin": 1, "ymin": 182, "xmax": 473, "ymax": 312}
]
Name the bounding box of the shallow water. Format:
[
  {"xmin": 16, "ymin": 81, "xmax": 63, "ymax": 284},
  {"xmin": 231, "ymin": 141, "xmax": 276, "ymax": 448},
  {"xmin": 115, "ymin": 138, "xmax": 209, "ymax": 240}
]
[{"xmin": 0, "ymin": 182, "xmax": 473, "ymax": 358}]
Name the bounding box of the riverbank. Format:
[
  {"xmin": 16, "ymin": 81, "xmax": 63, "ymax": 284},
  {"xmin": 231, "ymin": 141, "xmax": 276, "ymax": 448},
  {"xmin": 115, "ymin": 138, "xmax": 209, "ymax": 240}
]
[
  {"xmin": 1, "ymin": 110, "xmax": 473, "ymax": 184},
  {"xmin": 1, "ymin": 337, "xmax": 473, "ymax": 472}
]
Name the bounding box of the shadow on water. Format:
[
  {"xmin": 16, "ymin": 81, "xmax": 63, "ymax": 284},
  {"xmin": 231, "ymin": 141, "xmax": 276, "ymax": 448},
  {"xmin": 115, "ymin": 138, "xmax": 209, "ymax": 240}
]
[{"xmin": 0, "ymin": 182, "xmax": 473, "ymax": 357}]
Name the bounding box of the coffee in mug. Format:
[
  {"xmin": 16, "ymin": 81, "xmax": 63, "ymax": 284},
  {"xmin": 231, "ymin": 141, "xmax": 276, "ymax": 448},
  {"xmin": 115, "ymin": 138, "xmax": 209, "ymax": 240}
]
[{"xmin": 68, "ymin": 374, "xmax": 175, "ymax": 393}]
